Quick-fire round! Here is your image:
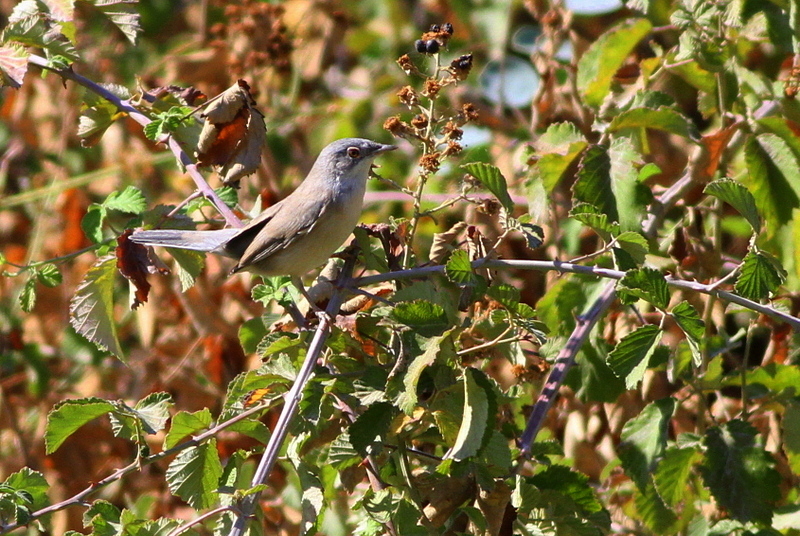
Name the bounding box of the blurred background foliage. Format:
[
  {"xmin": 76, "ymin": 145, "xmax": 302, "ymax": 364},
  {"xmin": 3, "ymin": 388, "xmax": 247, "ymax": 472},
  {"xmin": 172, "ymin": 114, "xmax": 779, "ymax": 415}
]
[{"xmin": 1, "ymin": 0, "xmax": 800, "ymax": 534}]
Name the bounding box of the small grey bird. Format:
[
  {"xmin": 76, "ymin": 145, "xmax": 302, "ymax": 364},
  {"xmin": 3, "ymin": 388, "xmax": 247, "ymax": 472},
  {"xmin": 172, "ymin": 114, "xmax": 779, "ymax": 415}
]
[{"xmin": 131, "ymin": 138, "xmax": 396, "ymax": 303}]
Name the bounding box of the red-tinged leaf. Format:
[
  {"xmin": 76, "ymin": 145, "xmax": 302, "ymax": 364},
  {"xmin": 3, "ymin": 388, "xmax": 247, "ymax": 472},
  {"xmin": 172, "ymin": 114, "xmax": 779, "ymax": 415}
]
[
  {"xmin": 195, "ymin": 80, "xmax": 267, "ymax": 186},
  {"xmin": 700, "ymin": 124, "xmax": 740, "ymax": 180},
  {"xmin": 69, "ymin": 255, "xmax": 124, "ymax": 358},
  {"xmin": 115, "ymin": 230, "xmax": 167, "ymax": 309},
  {"xmin": 0, "ymin": 44, "xmax": 29, "ymax": 88}
]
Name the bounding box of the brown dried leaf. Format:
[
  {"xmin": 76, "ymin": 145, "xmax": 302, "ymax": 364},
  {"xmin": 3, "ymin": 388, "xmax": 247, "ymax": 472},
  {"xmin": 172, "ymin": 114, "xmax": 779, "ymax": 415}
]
[
  {"xmin": 195, "ymin": 80, "xmax": 267, "ymax": 186},
  {"xmin": 699, "ymin": 123, "xmax": 740, "ymax": 180},
  {"xmin": 429, "ymin": 221, "xmax": 468, "ymax": 264},
  {"xmin": 116, "ymin": 230, "xmax": 168, "ymax": 310}
]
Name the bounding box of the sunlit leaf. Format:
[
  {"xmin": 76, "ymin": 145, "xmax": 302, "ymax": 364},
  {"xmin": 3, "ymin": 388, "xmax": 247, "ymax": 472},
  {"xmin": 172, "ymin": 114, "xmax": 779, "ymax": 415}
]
[
  {"xmin": 166, "ymin": 441, "xmax": 222, "ymax": 509},
  {"xmin": 534, "ymin": 122, "xmax": 588, "ymax": 191},
  {"xmin": 164, "ymin": 409, "xmax": 213, "ymax": 450},
  {"xmin": 45, "ymin": 397, "xmax": 115, "ymax": 453},
  {"xmin": 744, "ymin": 134, "xmax": 800, "ymax": 234},
  {"xmin": 570, "ymin": 202, "xmax": 619, "ymax": 242},
  {"xmin": 704, "ymin": 178, "xmax": 761, "ymax": 234},
  {"xmin": 617, "ymin": 267, "xmax": 670, "ymax": 309},
  {"xmin": 445, "ymin": 249, "xmax": 480, "ymax": 286},
  {"xmin": 69, "ymin": 256, "xmax": 124, "ymax": 358},
  {"xmin": 735, "ymin": 249, "xmax": 786, "ymax": 301},
  {"xmin": 618, "ymin": 398, "xmax": 675, "ymax": 490},
  {"xmin": 573, "ymin": 145, "xmax": 617, "ymax": 223},
  {"xmin": 446, "ymin": 368, "xmax": 495, "ymax": 461},
  {"xmin": 88, "ymin": 0, "xmax": 142, "ymax": 45},
  {"xmin": 609, "ymin": 106, "xmax": 700, "ymax": 140},
  {"xmin": 103, "ymin": 186, "xmax": 147, "ymax": 214},
  {"xmin": 461, "ymin": 162, "xmax": 514, "ymax": 211},
  {"xmin": 670, "ymin": 301, "xmax": 705, "ymax": 366},
  {"xmin": 614, "ymin": 231, "xmax": 648, "ymax": 265},
  {"xmin": 0, "ymin": 44, "xmax": 29, "ymax": 88},
  {"xmin": 576, "ymin": 18, "xmax": 652, "ymax": 107},
  {"xmin": 607, "ymin": 325, "xmax": 663, "ymax": 389},
  {"xmin": 654, "ymin": 446, "xmax": 699, "ymax": 507}
]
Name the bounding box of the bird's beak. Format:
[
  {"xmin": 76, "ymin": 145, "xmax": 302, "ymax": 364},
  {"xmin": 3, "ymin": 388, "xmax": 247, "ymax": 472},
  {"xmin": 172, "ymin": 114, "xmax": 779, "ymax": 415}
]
[{"xmin": 375, "ymin": 144, "xmax": 398, "ymax": 154}]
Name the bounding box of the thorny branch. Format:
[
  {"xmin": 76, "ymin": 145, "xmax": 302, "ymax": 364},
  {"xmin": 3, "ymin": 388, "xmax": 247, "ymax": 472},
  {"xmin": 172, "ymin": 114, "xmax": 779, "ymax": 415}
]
[{"xmin": 26, "ymin": 54, "xmax": 243, "ymax": 229}]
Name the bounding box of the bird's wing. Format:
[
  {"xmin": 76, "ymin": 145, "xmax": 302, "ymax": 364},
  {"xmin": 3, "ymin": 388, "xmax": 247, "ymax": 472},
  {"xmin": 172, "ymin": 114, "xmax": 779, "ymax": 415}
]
[{"xmin": 227, "ymin": 193, "xmax": 330, "ymax": 273}]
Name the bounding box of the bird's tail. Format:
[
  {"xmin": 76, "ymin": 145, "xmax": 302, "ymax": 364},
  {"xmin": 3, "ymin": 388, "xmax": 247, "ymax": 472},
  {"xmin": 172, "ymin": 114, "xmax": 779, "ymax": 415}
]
[{"xmin": 129, "ymin": 228, "xmax": 239, "ymax": 253}]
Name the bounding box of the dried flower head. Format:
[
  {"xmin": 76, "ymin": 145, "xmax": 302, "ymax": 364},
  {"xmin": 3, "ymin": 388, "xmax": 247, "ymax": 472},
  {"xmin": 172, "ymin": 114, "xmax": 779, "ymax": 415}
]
[
  {"xmin": 442, "ymin": 141, "xmax": 463, "ymax": 157},
  {"xmin": 477, "ymin": 198, "xmax": 502, "ymax": 216},
  {"xmin": 457, "ymin": 102, "xmax": 479, "ymax": 125},
  {"xmin": 420, "ymin": 153, "xmax": 441, "ymax": 174},
  {"xmin": 383, "ymin": 116, "xmax": 413, "ymax": 138},
  {"xmin": 423, "ymin": 78, "xmax": 441, "ymax": 99},
  {"xmin": 397, "ymin": 54, "xmax": 415, "ymax": 75},
  {"xmin": 397, "ymin": 86, "xmax": 419, "ymax": 108},
  {"xmin": 449, "ymin": 54, "xmax": 473, "ymax": 81},
  {"xmin": 442, "ymin": 121, "xmax": 463, "ymax": 141},
  {"xmin": 411, "ymin": 114, "xmax": 429, "ymax": 130}
]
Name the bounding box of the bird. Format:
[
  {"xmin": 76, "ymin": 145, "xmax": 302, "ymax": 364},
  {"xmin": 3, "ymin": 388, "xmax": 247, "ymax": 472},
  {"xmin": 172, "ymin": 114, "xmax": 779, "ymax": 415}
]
[{"xmin": 130, "ymin": 138, "xmax": 396, "ymax": 309}]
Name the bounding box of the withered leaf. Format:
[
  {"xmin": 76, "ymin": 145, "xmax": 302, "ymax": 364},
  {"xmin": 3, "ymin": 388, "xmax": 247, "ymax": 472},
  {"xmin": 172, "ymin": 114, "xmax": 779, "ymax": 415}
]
[
  {"xmin": 116, "ymin": 230, "xmax": 169, "ymax": 310},
  {"xmin": 196, "ymin": 79, "xmax": 267, "ymax": 186}
]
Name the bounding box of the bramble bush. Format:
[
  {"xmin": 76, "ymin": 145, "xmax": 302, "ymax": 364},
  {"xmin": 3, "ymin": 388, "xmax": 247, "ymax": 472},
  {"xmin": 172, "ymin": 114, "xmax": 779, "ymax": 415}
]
[{"xmin": 1, "ymin": 1, "xmax": 800, "ymax": 535}]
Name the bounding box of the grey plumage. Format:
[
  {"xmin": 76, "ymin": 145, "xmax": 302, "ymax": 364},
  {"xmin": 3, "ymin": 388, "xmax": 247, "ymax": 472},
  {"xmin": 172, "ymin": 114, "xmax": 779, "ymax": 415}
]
[{"xmin": 130, "ymin": 138, "xmax": 396, "ymax": 278}]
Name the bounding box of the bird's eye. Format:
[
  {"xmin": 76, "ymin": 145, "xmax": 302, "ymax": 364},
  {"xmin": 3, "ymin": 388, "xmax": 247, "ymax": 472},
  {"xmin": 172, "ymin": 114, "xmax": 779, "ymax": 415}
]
[{"xmin": 347, "ymin": 147, "xmax": 361, "ymax": 158}]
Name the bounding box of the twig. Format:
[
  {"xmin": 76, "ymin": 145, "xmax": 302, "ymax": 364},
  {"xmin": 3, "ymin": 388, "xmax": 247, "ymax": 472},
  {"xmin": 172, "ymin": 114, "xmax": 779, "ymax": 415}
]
[
  {"xmin": 0, "ymin": 403, "xmax": 270, "ymax": 534},
  {"xmin": 226, "ymin": 257, "xmax": 356, "ymax": 536},
  {"xmin": 517, "ymin": 281, "xmax": 617, "ymax": 457},
  {"xmin": 165, "ymin": 506, "xmax": 237, "ymax": 536},
  {"xmin": 354, "ymin": 259, "xmax": 800, "ymax": 331},
  {"xmin": 26, "ymin": 54, "xmax": 243, "ymax": 229}
]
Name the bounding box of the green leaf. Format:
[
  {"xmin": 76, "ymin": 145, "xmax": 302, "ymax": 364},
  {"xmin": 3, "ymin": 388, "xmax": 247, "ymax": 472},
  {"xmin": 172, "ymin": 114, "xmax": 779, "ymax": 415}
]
[
  {"xmin": 133, "ymin": 392, "xmax": 172, "ymax": 435},
  {"xmin": 446, "ymin": 368, "xmax": 495, "ymax": 461},
  {"xmin": 653, "ymin": 447, "xmax": 699, "ymax": 507},
  {"xmin": 701, "ymin": 420, "xmax": 780, "ymax": 524},
  {"xmin": 350, "ymin": 402, "xmax": 396, "ymax": 458},
  {"xmin": 506, "ymin": 217, "xmax": 544, "ymax": 250},
  {"xmin": 618, "ymin": 398, "xmax": 675, "ymax": 490},
  {"xmin": 445, "ymin": 249, "xmax": 480, "ymax": 286},
  {"xmin": 734, "ymin": 250, "xmax": 786, "ymax": 301},
  {"xmin": 704, "ymin": 178, "xmax": 761, "ymax": 234},
  {"xmin": 614, "ymin": 231, "xmax": 648, "ymax": 265},
  {"xmin": 396, "ymin": 334, "xmax": 454, "ymax": 414},
  {"xmin": 36, "ymin": 263, "xmax": 62, "ymax": 287},
  {"xmin": 81, "ymin": 204, "xmax": 107, "ymax": 244},
  {"xmin": 635, "ymin": 481, "xmax": 677, "ymax": 534},
  {"xmin": 744, "ymin": 134, "xmax": 800, "ymax": 233},
  {"xmin": 534, "ymin": 122, "xmax": 588, "ymax": 192},
  {"xmin": 295, "ymin": 461, "xmax": 324, "ymax": 536},
  {"xmin": 165, "ymin": 441, "xmax": 223, "ymax": 509},
  {"xmin": 0, "ymin": 44, "xmax": 30, "ymax": 88},
  {"xmin": 610, "ymin": 106, "xmax": 700, "ymax": 140},
  {"xmin": 529, "ymin": 465, "xmax": 604, "ymax": 515},
  {"xmin": 390, "ymin": 300, "xmax": 449, "ymax": 338},
  {"xmin": 569, "ymin": 202, "xmax": 619, "ymax": 242},
  {"xmin": 5, "ymin": 1, "xmax": 79, "ymax": 61},
  {"xmin": 69, "ymin": 256, "xmax": 124, "ymax": 358},
  {"xmin": 609, "ymin": 136, "xmax": 651, "ymax": 232},
  {"xmin": 607, "ymin": 325, "xmax": 663, "ymax": 389},
  {"xmin": 3, "ymin": 468, "xmax": 49, "ymax": 512},
  {"xmin": 617, "ymin": 267, "xmax": 670, "ymax": 309},
  {"xmin": 576, "ymin": 18, "xmax": 653, "ymax": 107},
  {"xmin": 461, "ymin": 162, "xmax": 514, "ymax": 211},
  {"xmin": 88, "ymin": 0, "xmax": 142, "ymax": 45},
  {"xmin": 164, "ymin": 409, "xmax": 213, "ymax": 450},
  {"xmin": 573, "ymin": 145, "xmax": 617, "ymax": 223},
  {"xmin": 670, "ymin": 301, "xmax": 705, "ymax": 366},
  {"xmin": 45, "ymin": 397, "xmax": 115, "ymax": 453},
  {"xmin": 103, "ymin": 186, "xmax": 147, "ymax": 214},
  {"xmin": 19, "ymin": 276, "xmax": 37, "ymax": 313},
  {"xmin": 169, "ymin": 248, "xmax": 205, "ymax": 291}
]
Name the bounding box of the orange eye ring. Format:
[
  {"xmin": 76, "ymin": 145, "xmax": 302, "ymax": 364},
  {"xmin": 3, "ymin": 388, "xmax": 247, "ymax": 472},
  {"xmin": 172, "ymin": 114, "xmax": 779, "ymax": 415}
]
[{"xmin": 347, "ymin": 147, "xmax": 361, "ymax": 158}]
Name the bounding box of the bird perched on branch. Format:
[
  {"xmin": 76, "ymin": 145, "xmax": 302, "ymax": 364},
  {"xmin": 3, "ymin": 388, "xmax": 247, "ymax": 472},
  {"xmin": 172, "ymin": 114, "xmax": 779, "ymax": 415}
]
[{"xmin": 131, "ymin": 138, "xmax": 396, "ymax": 309}]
